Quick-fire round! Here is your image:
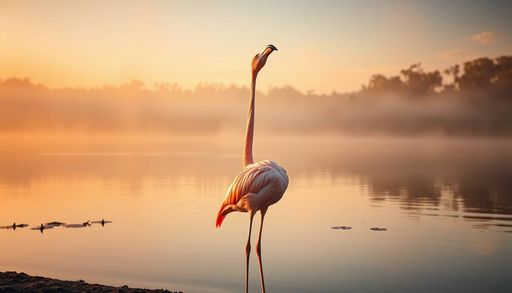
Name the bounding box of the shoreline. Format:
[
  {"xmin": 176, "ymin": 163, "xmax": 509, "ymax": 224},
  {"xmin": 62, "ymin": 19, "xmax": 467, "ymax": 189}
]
[{"xmin": 0, "ymin": 271, "xmax": 173, "ymax": 293}]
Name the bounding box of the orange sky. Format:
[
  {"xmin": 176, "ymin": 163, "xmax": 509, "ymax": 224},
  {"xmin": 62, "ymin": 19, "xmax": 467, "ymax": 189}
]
[{"xmin": 1, "ymin": 0, "xmax": 511, "ymax": 93}]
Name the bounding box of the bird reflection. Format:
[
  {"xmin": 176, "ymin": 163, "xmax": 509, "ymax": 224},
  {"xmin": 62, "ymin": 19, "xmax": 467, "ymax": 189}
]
[
  {"xmin": 91, "ymin": 218, "xmax": 112, "ymax": 226},
  {"xmin": 45, "ymin": 221, "xmax": 66, "ymax": 228},
  {"xmin": 30, "ymin": 224, "xmax": 54, "ymax": 233},
  {"xmin": 331, "ymin": 226, "xmax": 352, "ymax": 230},
  {"xmin": 330, "ymin": 226, "xmax": 388, "ymax": 231},
  {"xmin": 0, "ymin": 222, "xmax": 29, "ymax": 230},
  {"xmin": 0, "ymin": 219, "xmax": 113, "ymax": 234},
  {"xmin": 65, "ymin": 220, "xmax": 91, "ymax": 228}
]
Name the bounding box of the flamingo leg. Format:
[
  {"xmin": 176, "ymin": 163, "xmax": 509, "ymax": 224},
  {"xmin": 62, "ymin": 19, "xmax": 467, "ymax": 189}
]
[
  {"xmin": 256, "ymin": 208, "xmax": 267, "ymax": 293},
  {"xmin": 245, "ymin": 212, "xmax": 255, "ymax": 293}
]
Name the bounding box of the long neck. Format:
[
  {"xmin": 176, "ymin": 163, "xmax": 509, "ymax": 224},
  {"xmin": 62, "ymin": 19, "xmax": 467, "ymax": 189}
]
[{"xmin": 243, "ymin": 74, "xmax": 257, "ymax": 167}]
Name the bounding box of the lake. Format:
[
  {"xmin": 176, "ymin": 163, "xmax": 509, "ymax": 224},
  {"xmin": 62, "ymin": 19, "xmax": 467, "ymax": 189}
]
[{"xmin": 0, "ymin": 136, "xmax": 511, "ymax": 292}]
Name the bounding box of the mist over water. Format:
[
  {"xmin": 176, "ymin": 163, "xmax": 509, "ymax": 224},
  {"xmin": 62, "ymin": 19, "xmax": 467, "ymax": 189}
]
[
  {"xmin": 2, "ymin": 55, "xmax": 512, "ymax": 137},
  {"xmin": 0, "ymin": 135, "xmax": 511, "ymax": 292}
]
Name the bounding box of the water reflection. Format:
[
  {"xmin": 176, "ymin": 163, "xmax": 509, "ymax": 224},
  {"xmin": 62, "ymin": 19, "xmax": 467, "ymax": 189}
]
[
  {"xmin": 1, "ymin": 138, "xmax": 511, "ymax": 232},
  {"xmin": 253, "ymin": 138, "xmax": 512, "ymax": 232},
  {"xmin": 345, "ymin": 147, "xmax": 512, "ymax": 231},
  {"xmin": 0, "ymin": 137, "xmax": 511, "ymax": 292}
]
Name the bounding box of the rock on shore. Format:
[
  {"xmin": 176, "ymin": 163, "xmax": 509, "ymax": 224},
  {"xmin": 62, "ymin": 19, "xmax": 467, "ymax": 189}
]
[{"xmin": 0, "ymin": 271, "xmax": 174, "ymax": 293}]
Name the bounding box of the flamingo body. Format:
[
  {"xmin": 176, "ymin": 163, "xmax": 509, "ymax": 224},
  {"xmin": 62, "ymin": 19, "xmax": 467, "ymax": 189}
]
[{"xmin": 216, "ymin": 160, "xmax": 288, "ymax": 227}]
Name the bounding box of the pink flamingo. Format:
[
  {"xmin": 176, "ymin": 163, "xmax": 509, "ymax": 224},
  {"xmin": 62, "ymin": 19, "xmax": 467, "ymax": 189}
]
[{"xmin": 216, "ymin": 44, "xmax": 289, "ymax": 293}]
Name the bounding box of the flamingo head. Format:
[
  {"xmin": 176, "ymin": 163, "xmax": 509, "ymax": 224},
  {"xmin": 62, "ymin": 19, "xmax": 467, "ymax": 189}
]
[{"xmin": 252, "ymin": 44, "xmax": 278, "ymax": 77}]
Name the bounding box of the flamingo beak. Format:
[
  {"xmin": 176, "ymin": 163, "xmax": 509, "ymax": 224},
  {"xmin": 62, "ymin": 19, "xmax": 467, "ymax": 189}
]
[{"xmin": 267, "ymin": 44, "xmax": 278, "ymax": 52}]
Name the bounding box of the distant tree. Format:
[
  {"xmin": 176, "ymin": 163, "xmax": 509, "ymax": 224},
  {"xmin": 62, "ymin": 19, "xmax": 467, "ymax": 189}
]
[
  {"xmin": 458, "ymin": 57, "xmax": 497, "ymax": 90},
  {"xmin": 443, "ymin": 64, "xmax": 460, "ymax": 92},
  {"xmin": 400, "ymin": 63, "xmax": 442, "ymax": 95},
  {"xmin": 366, "ymin": 74, "xmax": 402, "ymax": 93},
  {"xmin": 494, "ymin": 56, "xmax": 512, "ymax": 93}
]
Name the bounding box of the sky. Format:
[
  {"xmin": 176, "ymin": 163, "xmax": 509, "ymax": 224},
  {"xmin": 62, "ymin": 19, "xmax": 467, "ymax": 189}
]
[{"xmin": 1, "ymin": 0, "xmax": 511, "ymax": 93}]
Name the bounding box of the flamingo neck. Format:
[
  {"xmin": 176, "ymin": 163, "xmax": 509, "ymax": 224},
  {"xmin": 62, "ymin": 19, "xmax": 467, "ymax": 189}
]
[{"xmin": 243, "ymin": 74, "xmax": 256, "ymax": 167}]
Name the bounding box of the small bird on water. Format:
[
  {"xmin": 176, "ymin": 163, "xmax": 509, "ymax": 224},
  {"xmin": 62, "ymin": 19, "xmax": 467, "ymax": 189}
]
[
  {"xmin": 30, "ymin": 224, "xmax": 53, "ymax": 233},
  {"xmin": 0, "ymin": 222, "xmax": 29, "ymax": 230}
]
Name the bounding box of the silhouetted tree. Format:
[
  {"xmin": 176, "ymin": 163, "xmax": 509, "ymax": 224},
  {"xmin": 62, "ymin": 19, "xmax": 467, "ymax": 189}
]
[
  {"xmin": 443, "ymin": 64, "xmax": 460, "ymax": 92},
  {"xmin": 400, "ymin": 63, "xmax": 442, "ymax": 95},
  {"xmin": 458, "ymin": 57, "xmax": 497, "ymax": 90},
  {"xmin": 365, "ymin": 74, "xmax": 402, "ymax": 93},
  {"xmin": 494, "ymin": 56, "xmax": 512, "ymax": 95}
]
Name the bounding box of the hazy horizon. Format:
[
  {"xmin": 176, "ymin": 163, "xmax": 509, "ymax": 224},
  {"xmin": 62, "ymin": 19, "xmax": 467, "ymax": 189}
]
[{"xmin": 2, "ymin": 54, "xmax": 511, "ymax": 137}]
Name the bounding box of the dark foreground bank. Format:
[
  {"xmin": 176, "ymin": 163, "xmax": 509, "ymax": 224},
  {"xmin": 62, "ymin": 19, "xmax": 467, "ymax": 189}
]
[{"xmin": 0, "ymin": 272, "xmax": 174, "ymax": 293}]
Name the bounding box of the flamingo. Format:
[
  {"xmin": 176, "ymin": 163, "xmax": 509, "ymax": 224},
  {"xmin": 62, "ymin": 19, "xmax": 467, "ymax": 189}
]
[{"xmin": 216, "ymin": 44, "xmax": 289, "ymax": 293}]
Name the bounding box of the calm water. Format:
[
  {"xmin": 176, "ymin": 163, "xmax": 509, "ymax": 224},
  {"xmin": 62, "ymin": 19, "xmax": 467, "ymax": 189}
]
[{"xmin": 0, "ymin": 137, "xmax": 511, "ymax": 292}]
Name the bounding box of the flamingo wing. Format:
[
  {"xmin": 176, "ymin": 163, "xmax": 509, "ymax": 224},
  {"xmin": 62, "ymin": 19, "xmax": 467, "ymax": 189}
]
[{"xmin": 216, "ymin": 161, "xmax": 287, "ymax": 227}]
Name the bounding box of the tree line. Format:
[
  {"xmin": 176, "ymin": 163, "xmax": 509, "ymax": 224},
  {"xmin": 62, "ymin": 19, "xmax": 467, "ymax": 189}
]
[
  {"xmin": 0, "ymin": 55, "xmax": 511, "ymax": 136},
  {"xmin": 363, "ymin": 55, "xmax": 512, "ymax": 97}
]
